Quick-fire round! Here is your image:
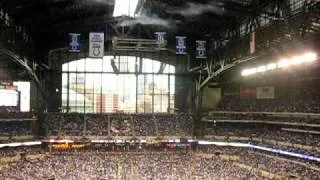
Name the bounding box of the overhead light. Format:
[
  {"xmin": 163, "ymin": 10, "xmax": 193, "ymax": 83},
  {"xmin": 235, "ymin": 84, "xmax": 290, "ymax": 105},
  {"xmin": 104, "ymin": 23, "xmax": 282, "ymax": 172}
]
[
  {"xmin": 302, "ymin": 52, "xmax": 317, "ymax": 62},
  {"xmin": 242, "ymin": 68, "xmax": 257, "ymax": 76},
  {"xmin": 113, "ymin": 0, "xmax": 139, "ymax": 17},
  {"xmin": 257, "ymin": 66, "xmax": 266, "ymax": 72},
  {"xmin": 241, "ymin": 69, "xmax": 249, "ymax": 76},
  {"xmin": 266, "ymin": 63, "xmax": 277, "ymax": 70},
  {"xmin": 291, "ymin": 56, "xmax": 302, "ymax": 65},
  {"xmin": 278, "ymin": 59, "xmax": 290, "ymax": 68},
  {"xmin": 249, "ymin": 68, "xmax": 257, "ymax": 75},
  {"xmin": 241, "ymin": 51, "xmax": 318, "ymax": 77}
]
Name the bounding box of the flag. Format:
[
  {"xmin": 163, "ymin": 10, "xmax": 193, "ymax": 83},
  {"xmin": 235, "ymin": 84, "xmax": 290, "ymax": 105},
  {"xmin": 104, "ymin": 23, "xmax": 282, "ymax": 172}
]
[
  {"xmin": 89, "ymin": 32, "xmax": 104, "ymax": 58},
  {"xmin": 176, "ymin": 36, "xmax": 187, "ymax": 54},
  {"xmin": 69, "ymin": 33, "xmax": 80, "ymax": 52},
  {"xmin": 250, "ymin": 32, "xmax": 256, "ymax": 54},
  {"xmin": 155, "ymin": 32, "xmax": 167, "ymax": 49},
  {"xmin": 196, "ymin": 40, "xmax": 206, "ymax": 59}
]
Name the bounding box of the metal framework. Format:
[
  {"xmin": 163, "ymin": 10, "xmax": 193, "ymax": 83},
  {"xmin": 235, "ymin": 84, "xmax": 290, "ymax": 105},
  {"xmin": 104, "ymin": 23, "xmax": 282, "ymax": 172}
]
[{"xmin": 194, "ymin": 0, "xmax": 320, "ymax": 91}]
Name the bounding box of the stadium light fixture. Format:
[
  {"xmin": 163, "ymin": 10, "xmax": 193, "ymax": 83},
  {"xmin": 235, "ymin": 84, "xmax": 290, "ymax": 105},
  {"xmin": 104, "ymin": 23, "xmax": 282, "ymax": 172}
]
[
  {"xmin": 241, "ymin": 68, "xmax": 257, "ymax": 76},
  {"xmin": 113, "ymin": 0, "xmax": 139, "ymax": 17},
  {"xmin": 302, "ymin": 52, "xmax": 317, "ymax": 62},
  {"xmin": 257, "ymin": 66, "xmax": 266, "ymax": 73},
  {"xmin": 291, "ymin": 56, "xmax": 302, "ymax": 65},
  {"xmin": 241, "ymin": 69, "xmax": 249, "ymax": 76},
  {"xmin": 241, "ymin": 51, "xmax": 318, "ymax": 77},
  {"xmin": 277, "ymin": 59, "xmax": 290, "ymax": 68},
  {"xmin": 266, "ymin": 63, "xmax": 277, "ymax": 71}
]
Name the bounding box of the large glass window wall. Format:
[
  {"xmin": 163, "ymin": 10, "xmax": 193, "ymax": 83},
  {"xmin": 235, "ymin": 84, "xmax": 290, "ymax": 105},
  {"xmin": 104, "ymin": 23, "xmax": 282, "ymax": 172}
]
[{"xmin": 62, "ymin": 56, "xmax": 175, "ymax": 113}]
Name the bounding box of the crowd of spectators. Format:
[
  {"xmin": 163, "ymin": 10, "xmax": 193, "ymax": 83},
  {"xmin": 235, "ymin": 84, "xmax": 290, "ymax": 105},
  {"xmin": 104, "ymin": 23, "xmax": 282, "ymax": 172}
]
[
  {"xmin": 0, "ymin": 106, "xmax": 20, "ymax": 113},
  {"xmin": 61, "ymin": 114, "xmax": 85, "ymax": 136},
  {"xmin": 0, "ymin": 110, "xmax": 35, "ymax": 119},
  {"xmin": 206, "ymin": 123, "xmax": 320, "ymax": 156},
  {"xmin": 0, "ymin": 146, "xmax": 43, "ymax": 157},
  {"xmin": 134, "ymin": 114, "xmax": 157, "ymax": 136},
  {"xmin": 206, "ymin": 112, "xmax": 320, "ymax": 125},
  {"xmin": 45, "ymin": 113, "xmax": 193, "ymax": 137},
  {"xmin": 0, "ymin": 110, "xmax": 35, "ymax": 139},
  {"xmin": 0, "ymin": 121, "xmax": 32, "ymax": 137},
  {"xmin": 86, "ymin": 114, "xmax": 108, "ymax": 136},
  {"xmin": 238, "ymin": 151, "xmax": 320, "ymax": 179},
  {"xmin": 0, "ymin": 151, "xmax": 261, "ymax": 179},
  {"xmin": 156, "ymin": 113, "xmax": 193, "ymax": 136},
  {"xmin": 218, "ymin": 97, "xmax": 320, "ymax": 113},
  {"xmin": 218, "ymin": 86, "xmax": 320, "ymax": 113},
  {"xmin": 212, "ymin": 126, "xmax": 319, "ymax": 146},
  {"xmin": 1, "ymin": 147, "xmax": 319, "ymax": 179}
]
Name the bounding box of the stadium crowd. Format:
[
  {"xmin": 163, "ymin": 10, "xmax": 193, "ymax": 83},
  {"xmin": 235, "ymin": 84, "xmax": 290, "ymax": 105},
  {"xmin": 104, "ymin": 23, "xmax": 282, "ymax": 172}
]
[
  {"xmin": 212, "ymin": 126, "xmax": 320, "ymax": 146},
  {"xmin": 0, "ymin": 111, "xmax": 35, "ymax": 139},
  {"xmin": 218, "ymin": 86, "xmax": 320, "ymax": 113},
  {"xmin": 1, "ymin": 146, "xmax": 319, "ymax": 179},
  {"xmin": 45, "ymin": 113, "xmax": 193, "ymax": 137},
  {"xmin": 206, "ymin": 113, "xmax": 320, "ymax": 125},
  {"xmin": 0, "ymin": 121, "xmax": 32, "ymax": 137},
  {"xmin": 205, "ymin": 123, "xmax": 320, "ymax": 156}
]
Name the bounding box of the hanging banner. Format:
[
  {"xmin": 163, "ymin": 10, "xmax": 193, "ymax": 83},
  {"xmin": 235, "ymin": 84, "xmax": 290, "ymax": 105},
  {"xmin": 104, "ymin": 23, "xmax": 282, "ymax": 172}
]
[
  {"xmin": 250, "ymin": 32, "xmax": 256, "ymax": 54},
  {"xmin": 89, "ymin": 32, "xmax": 104, "ymax": 58},
  {"xmin": 155, "ymin": 32, "xmax": 167, "ymax": 49},
  {"xmin": 176, "ymin": 36, "xmax": 187, "ymax": 54},
  {"xmin": 196, "ymin": 40, "xmax": 206, "ymax": 59},
  {"xmin": 69, "ymin": 33, "xmax": 81, "ymax": 52}
]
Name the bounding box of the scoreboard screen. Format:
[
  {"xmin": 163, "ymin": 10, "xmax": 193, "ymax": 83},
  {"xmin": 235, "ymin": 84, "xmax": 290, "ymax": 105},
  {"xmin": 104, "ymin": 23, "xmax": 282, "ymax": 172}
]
[{"xmin": 0, "ymin": 89, "xmax": 18, "ymax": 106}]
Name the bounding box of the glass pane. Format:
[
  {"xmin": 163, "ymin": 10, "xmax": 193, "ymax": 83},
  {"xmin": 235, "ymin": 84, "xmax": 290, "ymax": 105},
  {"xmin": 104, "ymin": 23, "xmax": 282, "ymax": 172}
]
[
  {"xmin": 102, "ymin": 74, "xmax": 118, "ymax": 113},
  {"xmin": 170, "ymin": 95, "xmax": 175, "ymax": 112},
  {"xmin": 163, "ymin": 64, "xmax": 169, "ymax": 73},
  {"xmin": 137, "ymin": 94, "xmax": 145, "ymax": 113},
  {"xmin": 170, "ymin": 75, "xmax": 175, "ymax": 95},
  {"xmin": 152, "ymin": 60, "xmax": 161, "ymax": 73},
  {"xmin": 69, "ymin": 73, "xmax": 77, "ymax": 93},
  {"xmin": 85, "ymin": 74, "xmax": 95, "ymax": 113},
  {"xmin": 86, "ymin": 58, "xmax": 102, "ymax": 72},
  {"xmin": 154, "ymin": 75, "xmax": 168, "ymax": 95},
  {"xmin": 93, "ymin": 74, "xmax": 102, "ymax": 113},
  {"xmin": 169, "ymin": 65, "xmax": 175, "ymax": 73},
  {"xmin": 68, "ymin": 61, "xmax": 77, "ymax": 71},
  {"xmin": 62, "ymin": 93, "xmax": 68, "ymax": 111},
  {"xmin": 153, "ymin": 95, "xmax": 161, "ymax": 112},
  {"xmin": 137, "ymin": 75, "xmax": 144, "ymax": 94},
  {"xmin": 131, "ymin": 56, "xmax": 138, "ymax": 72},
  {"xmin": 103, "ymin": 56, "xmax": 113, "ymax": 72},
  {"xmin": 161, "ymin": 95, "xmax": 169, "ymax": 112},
  {"xmin": 115, "ymin": 56, "xmax": 127, "ymax": 72},
  {"xmin": 76, "ymin": 73, "xmax": 85, "ymax": 113},
  {"xmin": 62, "ymin": 63, "xmax": 68, "ymax": 72},
  {"xmin": 62, "ymin": 73, "xmax": 68, "ymax": 94},
  {"xmin": 77, "ymin": 59, "xmax": 85, "ymax": 72},
  {"xmin": 118, "ymin": 74, "xmax": 136, "ymax": 113},
  {"xmin": 142, "ymin": 58, "xmax": 153, "ymax": 73}
]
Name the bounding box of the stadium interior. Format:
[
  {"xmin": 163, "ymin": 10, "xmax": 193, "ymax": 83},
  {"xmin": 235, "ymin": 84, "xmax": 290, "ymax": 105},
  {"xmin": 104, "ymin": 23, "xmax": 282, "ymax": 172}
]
[{"xmin": 0, "ymin": 0, "xmax": 320, "ymax": 179}]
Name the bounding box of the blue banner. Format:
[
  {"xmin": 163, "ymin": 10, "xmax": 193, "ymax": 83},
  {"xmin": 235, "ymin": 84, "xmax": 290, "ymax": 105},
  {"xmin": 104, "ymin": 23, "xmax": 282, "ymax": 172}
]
[
  {"xmin": 196, "ymin": 40, "xmax": 206, "ymax": 59},
  {"xmin": 69, "ymin": 33, "xmax": 81, "ymax": 52},
  {"xmin": 176, "ymin": 36, "xmax": 187, "ymax": 54},
  {"xmin": 155, "ymin": 32, "xmax": 167, "ymax": 49}
]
